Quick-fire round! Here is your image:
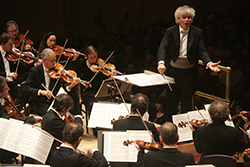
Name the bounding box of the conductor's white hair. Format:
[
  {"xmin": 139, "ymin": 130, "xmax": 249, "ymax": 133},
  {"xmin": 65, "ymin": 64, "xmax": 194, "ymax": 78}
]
[{"xmin": 174, "ymin": 5, "xmax": 195, "ymax": 24}]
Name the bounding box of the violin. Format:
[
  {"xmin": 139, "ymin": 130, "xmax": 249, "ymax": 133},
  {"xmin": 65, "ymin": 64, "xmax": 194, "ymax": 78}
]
[
  {"xmin": 64, "ymin": 112, "xmax": 75, "ymax": 123},
  {"xmin": 123, "ymin": 139, "xmax": 162, "ymax": 150},
  {"xmin": 178, "ymin": 119, "xmax": 208, "ymax": 128},
  {"xmin": 52, "ymin": 45, "xmax": 86, "ymax": 59},
  {"xmin": 111, "ymin": 115, "xmax": 129, "ymax": 124},
  {"xmin": 228, "ymin": 112, "xmax": 250, "ymax": 121},
  {"xmin": 6, "ymin": 46, "xmax": 38, "ymax": 64},
  {"xmin": 48, "ymin": 63, "xmax": 92, "ymax": 87},
  {"xmin": 91, "ymin": 58, "xmax": 122, "ymax": 76},
  {"xmin": 14, "ymin": 33, "xmax": 36, "ymax": 52},
  {"xmin": 4, "ymin": 94, "xmax": 26, "ymax": 119}
]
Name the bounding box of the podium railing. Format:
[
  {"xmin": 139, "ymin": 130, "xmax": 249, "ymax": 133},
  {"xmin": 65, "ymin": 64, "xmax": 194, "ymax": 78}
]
[{"xmin": 193, "ymin": 60, "xmax": 231, "ymax": 105}]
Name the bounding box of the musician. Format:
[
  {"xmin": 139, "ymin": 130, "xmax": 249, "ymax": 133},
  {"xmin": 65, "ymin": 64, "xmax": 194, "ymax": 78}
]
[
  {"xmin": 135, "ymin": 122, "xmax": 195, "ymax": 167},
  {"xmin": 50, "ymin": 122, "xmax": 108, "ymax": 167},
  {"xmin": 113, "ymin": 93, "xmax": 159, "ymax": 142},
  {"xmin": 5, "ymin": 20, "xmax": 31, "ymax": 51},
  {"xmin": 75, "ymin": 45, "xmax": 117, "ymax": 135},
  {"xmin": 37, "ymin": 32, "xmax": 79, "ymax": 61},
  {"xmin": 0, "ymin": 76, "xmax": 42, "ymax": 163},
  {"xmin": 157, "ymin": 5, "xmax": 220, "ymax": 121},
  {"xmin": 42, "ymin": 94, "xmax": 83, "ymax": 165},
  {"xmin": 0, "ymin": 32, "xmax": 25, "ymax": 110},
  {"xmin": 192, "ymin": 100, "xmax": 247, "ymax": 157},
  {"xmin": 21, "ymin": 48, "xmax": 81, "ymax": 116}
]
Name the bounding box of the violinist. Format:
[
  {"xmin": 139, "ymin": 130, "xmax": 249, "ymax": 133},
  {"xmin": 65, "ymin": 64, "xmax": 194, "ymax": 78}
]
[
  {"xmin": 41, "ymin": 94, "xmax": 83, "ymax": 165},
  {"xmin": 135, "ymin": 122, "xmax": 195, "ymax": 167},
  {"xmin": 75, "ymin": 45, "xmax": 117, "ymax": 133},
  {"xmin": 50, "ymin": 122, "xmax": 108, "ymax": 167},
  {"xmin": 0, "ymin": 76, "xmax": 42, "ymax": 163},
  {"xmin": 5, "ymin": 20, "xmax": 32, "ymax": 51},
  {"xmin": 0, "ymin": 32, "xmax": 24, "ymax": 111},
  {"xmin": 113, "ymin": 93, "xmax": 159, "ymax": 142},
  {"xmin": 192, "ymin": 100, "xmax": 247, "ymax": 157},
  {"xmin": 21, "ymin": 48, "xmax": 81, "ymax": 116},
  {"xmin": 37, "ymin": 32, "xmax": 80, "ymax": 61}
]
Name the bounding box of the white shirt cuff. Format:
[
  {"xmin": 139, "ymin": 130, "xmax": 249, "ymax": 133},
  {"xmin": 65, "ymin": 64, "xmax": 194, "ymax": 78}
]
[
  {"xmin": 158, "ymin": 60, "xmax": 165, "ymax": 65},
  {"xmin": 38, "ymin": 89, "xmax": 41, "ymax": 96},
  {"xmin": 91, "ymin": 148, "xmax": 99, "ymax": 155},
  {"xmin": 206, "ymin": 61, "xmax": 212, "ymax": 69},
  {"xmin": 74, "ymin": 115, "xmax": 82, "ymax": 119},
  {"xmin": 66, "ymin": 86, "xmax": 71, "ymax": 92}
]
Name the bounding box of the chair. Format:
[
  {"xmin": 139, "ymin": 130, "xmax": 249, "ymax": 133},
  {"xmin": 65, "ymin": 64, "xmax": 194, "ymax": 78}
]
[{"xmin": 200, "ymin": 154, "xmax": 237, "ymax": 167}]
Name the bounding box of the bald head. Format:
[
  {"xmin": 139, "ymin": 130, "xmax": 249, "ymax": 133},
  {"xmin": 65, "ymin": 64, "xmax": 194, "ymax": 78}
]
[{"xmin": 160, "ymin": 122, "xmax": 178, "ymax": 145}]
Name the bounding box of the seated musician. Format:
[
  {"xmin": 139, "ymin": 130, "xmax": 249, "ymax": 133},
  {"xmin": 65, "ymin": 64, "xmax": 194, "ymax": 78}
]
[
  {"xmin": 0, "ymin": 76, "xmax": 42, "ymax": 163},
  {"xmin": 0, "ymin": 32, "xmax": 26, "ymax": 110},
  {"xmin": 135, "ymin": 122, "xmax": 195, "ymax": 167},
  {"xmin": 113, "ymin": 93, "xmax": 159, "ymax": 142},
  {"xmin": 42, "ymin": 94, "xmax": 83, "ymax": 165},
  {"xmin": 192, "ymin": 100, "xmax": 247, "ymax": 157},
  {"xmin": 37, "ymin": 31, "xmax": 80, "ymax": 61},
  {"xmin": 21, "ymin": 48, "xmax": 81, "ymax": 116},
  {"xmin": 50, "ymin": 122, "xmax": 108, "ymax": 167},
  {"xmin": 74, "ymin": 45, "xmax": 117, "ymax": 135}
]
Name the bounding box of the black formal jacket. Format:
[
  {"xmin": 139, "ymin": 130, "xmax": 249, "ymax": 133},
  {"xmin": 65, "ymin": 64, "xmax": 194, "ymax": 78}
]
[
  {"xmin": 41, "ymin": 109, "xmax": 83, "ymax": 164},
  {"xmin": 0, "ymin": 52, "xmax": 16, "ymax": 78},
  {"xmin": 137, "ymin": 148, "xmax": 195, "ymax": 167},
  {"xmin": 50, "ymin": 146, "xmax": 108, "ymax": 167},
  {"xmin": 21, "ymin": 64, "xmax": 62, "ymax": 104},
  {"xmin": 193, "ymin": 122, "xmax": 247, "ymax": 156},
  {"xmin": 157, "ymin": 25, "xmax": 211, "ymax": 68},
  {"xmin": 113, "ymin": 115, "xmax": 159, "ymax": 142}
]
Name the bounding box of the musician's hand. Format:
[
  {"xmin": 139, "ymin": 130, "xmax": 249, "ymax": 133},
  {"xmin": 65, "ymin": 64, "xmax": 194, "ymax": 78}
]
[
  {"xmin": 68, "ymin": 77, "xmax": 81, "ymax": 90},
  {"xmin": 243, "ymin": 148, "xmax": 250, "ymax": 159},
  {"xmin": 157, "ymin": 63, "xmax": 166, "ymax": 75},
  {"xmin": 208, "ymin": 61, "xmax": 221, "ymax": 72},
  {"xmin": 8, "ymin": 72, "xmax": 18, "ymax": 79},
  {"xmin": 25, "ymin": 44, "xmax": 32, "ymax": 51},
  {"xmin": 87, "ymin": 149, "xmax": 94, "ymax": 158},
  {"xmin": 33, "ymin": 116, "xmax": 43, "ymax": 123},
  {"xmin": 110, "ymin": 70, "xmax": 118, "ymax": 77},
  {"xmin": 35, "ymin": 59, "xmax": 43, "ymax": 66},
  {"xmin": 72, "ymin": 51, "xmax": 80, "ymax": 61},
  {"xmin": 40, "ymin": 90, "xmax": 52, "ymax": 99},
  {"xmin": 133, "ymin": 141, "xmax": 144, "ymax": 152}
]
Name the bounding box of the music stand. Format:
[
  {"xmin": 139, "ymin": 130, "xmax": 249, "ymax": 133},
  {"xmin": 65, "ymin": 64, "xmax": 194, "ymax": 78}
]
[{"xmin": 95, "ymin": 79, "xmax": 132, "ymax": 102}]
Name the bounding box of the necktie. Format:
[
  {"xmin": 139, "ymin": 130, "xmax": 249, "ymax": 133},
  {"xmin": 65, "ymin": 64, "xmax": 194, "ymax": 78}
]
[
  {"xmin": 44, "ymin": 69, "xmax": 50, "ymax": 88},
  {"xmin": 179, "ymin": 30, "xmax": 188, "ymax": 57}
]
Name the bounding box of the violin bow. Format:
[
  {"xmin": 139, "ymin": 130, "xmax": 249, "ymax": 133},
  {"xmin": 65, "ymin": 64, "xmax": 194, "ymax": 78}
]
[
  {"xmin": 15, "ymin": 40, "xmax": 25, "ymax": 73},
  {"xmin": 195, "ymin": 106, "xmax": 206, "ymax": 120},
  {"xmin": 52, "ymin": 39, "xmax": 71, "ymax": 93},
  {"xmin": 16, "ymin": 30, "xmax": 29, "ymax": 48},
  {"xmin": 41, "ymin": 83, "xmax": 55, "ymax": 99},
  {"xmin": 88, "ymin": 50, "xmax": 115, "ymax": 84},
  {"xmin": 136, "ymin": 108, "xmax": 156, "ymax": 143}
]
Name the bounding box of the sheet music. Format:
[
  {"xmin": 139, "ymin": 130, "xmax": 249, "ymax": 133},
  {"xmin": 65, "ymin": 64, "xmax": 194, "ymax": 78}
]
[
  {"xmin": 103, "ymin": 131, "xmax": 151, "ymax": 162},
  {"xmin": 172, "ymin": 113, "xmax": 193, "ymax": 142},
  {"xmin": 113, "ymin": 71, "xmax": 174, "ymax": 87},
  {"xmin": 0, "ymin": 118, "xmax": 53, "ymax": 164},
  {"xmin": 88, "ymin": 102, "xmax": 131, "ymax": 129},
  {"xmin": 173, "ymin": 108, "xmax": 234, "ymax": 142}
]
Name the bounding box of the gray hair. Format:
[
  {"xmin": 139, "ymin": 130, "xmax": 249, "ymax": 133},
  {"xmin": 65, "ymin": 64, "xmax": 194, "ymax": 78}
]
[
  {"xmin": 40, "ymin": 48, "xmax": 55, "ymax": 59},
  {"xmin": 5, "ymin": 20, "xmax": 19, "ymax": 32},
  {"xmin": 174, "ymin": 5, "xmax": 195, "ymax": 24},
  {"xmin": 208, "ymin": 100, "xmax": 230, "ymax": 123}
]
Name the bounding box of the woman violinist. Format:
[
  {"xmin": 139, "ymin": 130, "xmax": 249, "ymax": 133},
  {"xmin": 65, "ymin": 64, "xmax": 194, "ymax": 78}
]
[
  {"xmin": 74, "ymin": 45, "xmax": 117, "ymax": 135},
  {"xmin": 37, "ymin": 32, "xmax": 80, "ymax": 61}
]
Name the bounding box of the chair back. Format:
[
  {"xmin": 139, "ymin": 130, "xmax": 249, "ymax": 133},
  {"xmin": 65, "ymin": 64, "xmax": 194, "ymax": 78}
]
[{"xmin": 200, "ymin": 154, "xmax": 236, "ymax": 167}]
